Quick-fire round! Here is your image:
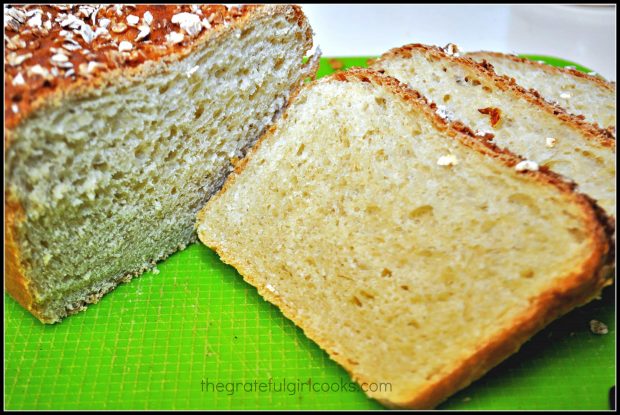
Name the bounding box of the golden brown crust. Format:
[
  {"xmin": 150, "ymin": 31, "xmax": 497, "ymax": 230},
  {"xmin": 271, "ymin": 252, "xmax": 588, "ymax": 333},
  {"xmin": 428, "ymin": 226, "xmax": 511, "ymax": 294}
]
[
  {"xmin": 5, "ymin": 192, "xmax": 42, "ymax": 320},
  {"xmin": 4, "ymin": 4, "xmax": 260, "ymax": 132},
  {"xmin": 198, "ymin": 67, "xmax": 614, "ymax": 409},
  {"xmin": 5, "ymin": 3, "xmax": 315, "ymax": 324},
  {"xmin": 372, "ymin": 43, "xmax": 616, "ymax": 147},
  {"xmin": 466, "ymin": 50, "xmax": 616, "ymax": 91}
]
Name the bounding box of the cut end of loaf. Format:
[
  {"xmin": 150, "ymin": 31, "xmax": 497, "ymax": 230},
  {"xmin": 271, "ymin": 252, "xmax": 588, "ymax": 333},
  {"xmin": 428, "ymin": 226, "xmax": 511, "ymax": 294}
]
[
  {"xmin": 197, "ymin": 68, "xmax": 612, "ymax": 408},
  {"xmin": 5, "ymin": 4, "xmax": 317, "ymax": 323}
]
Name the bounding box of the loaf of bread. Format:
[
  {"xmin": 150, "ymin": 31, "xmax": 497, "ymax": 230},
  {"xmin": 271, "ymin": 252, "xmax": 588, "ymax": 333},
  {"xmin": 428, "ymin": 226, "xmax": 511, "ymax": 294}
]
[
  {"xmin": 467, "ymin": 51, "xmax": 616, "ymax": 132},
  {"xmin": 196, "ymin": 68, "xmax": 613, "ymax": 408},
  {"xmin": 5, "ymin": 4, "xmax": 317, "ymax": 323},
  {"xmin": 371, "ymin": 44, "xmax": 616, "ymax": 216}
]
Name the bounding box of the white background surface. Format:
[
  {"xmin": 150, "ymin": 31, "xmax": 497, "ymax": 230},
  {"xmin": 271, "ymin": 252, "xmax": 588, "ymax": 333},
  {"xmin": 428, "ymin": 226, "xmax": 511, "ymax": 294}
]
[{"xmin": 301, "ymin": 4, "xmax": 617, "ymax": 80}]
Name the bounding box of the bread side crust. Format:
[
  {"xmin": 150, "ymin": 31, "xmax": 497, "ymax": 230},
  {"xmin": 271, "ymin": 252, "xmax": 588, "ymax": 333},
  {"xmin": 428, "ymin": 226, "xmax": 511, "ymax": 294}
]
[
  {"xmin": 372, "ymin": 44, "xmax": 616, "ymax": 146},
  {"xmin": 197, "ymin": 68, "xmax": 614, "ymax": 408},
  {"xmin": 5, "ymin": 4, "xmax": 316, "ymax": 324}
]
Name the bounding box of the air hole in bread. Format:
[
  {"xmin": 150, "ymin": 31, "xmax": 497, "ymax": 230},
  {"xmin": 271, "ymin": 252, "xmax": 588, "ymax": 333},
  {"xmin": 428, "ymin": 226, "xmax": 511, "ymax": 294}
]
[
  {"xmin": 568, "ymin": 227, "xmax": 586, "ymax": 243},
  {"xmin": 381, "ymin": 268, "xmax": 393, "ymax": 278},
  {"xmin": 408, "ymin": 205, "xmax": 434, "ymax": 220},
  {"xmin": 274, "ymin": 57, "xmax": 285, "ymax": 71},
  {"xmin": 158, "ymin": 83, "xmax": 170, "ymax": 95},
  {"xmin": 360, "ymin": 289, "xmax": 375, "ymax": 300},
  {"xmin": 408, "ymin": 320, "xmax": 420, "ymax": 328},
  {"xmin": 194, "ymin": 105, "xmax": 205, "ymax": 120},
  {"xmin": 507, "ymin": 193, "xmax": 540, "ymax": 215},
  {"xmin": 520, "ymin": 269, "xmax": 535, "ymax": 279},
  {"xmin": 295, "ymin": 143, "xmax": 305, "ymax": 156}
]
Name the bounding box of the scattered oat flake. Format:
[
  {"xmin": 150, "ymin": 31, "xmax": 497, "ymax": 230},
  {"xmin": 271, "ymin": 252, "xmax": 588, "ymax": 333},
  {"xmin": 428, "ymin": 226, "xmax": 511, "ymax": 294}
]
[
  {"xmin": 515, "ymin": 160, "xmax": 539, "ymax": 172},
  {"xmin": 187, "ymin": 65, "xmax": 200, "ymax": 77},
  {"xmin": 6, "ymin": 35, "xmax": 26, "ymax": 50},
  {"xmin": 99, "ymin": 18, "xmax": 110, "ymax": 28},
  {"xmin": 136, "ymin": 25, "xmax": 151, "ymax": 41},
  {"xmin": 51, "ymin": 53, "xmax": 69, "ymax": 63},
  {"xmin": 88, "ymin": 61, "xmax": 104, "ymax": 72},
  {"xmin": 171, "ymin": 12, "xmax": 202, "ymax": 36},
  {"xmin": 27, "ymin": 13, "xmax": 42, "ymax": 28},
  {"xmin": 94, "ymin": 27, "xmax": 109, "ymax": 39},
  {"xmin": 443, "ymin": 43, "xmax": 460, "ymax": 56},
  {"xmin": 118, "ymin": 41, "xmax": 133, "ymax": 52},
  {"xmin": 143, "ymin": 11, "xmax": 153, "ymax": 25},
  {"xmin": 435, "ymin": 105, "xmax": 455, "ymax": 121},
  {"xmin": 437, "ymin": 154, "xmax": 459, "ymax": 166},
  {"xmin": 152, "ymin": 267, "xmax": 160, "ymax": 275},
  {"xmin": 7, "ymin": 52, "xmax": 32, "ymax": 66},
  {"xmin": 126, "ymin": 14, "xmax": 139, "ymax": 26},
  {"xmin": 545, "ymin": 137, "xmax": 557, "ymax": 148},
  {"xmin": 79, "ymin": 25, "xmax": 96, "ymax": 44},
  {"xmin": 166, "ymin": 31, "xmax": 185, "ymax": 44},
  {"xmin": 590, "ymin": 319, "xmax": 608, "ymax": 335},
  {"xmin": 12, "ymin": 73, "xmax": 25, "ymax": 86},
  {"xmin": 62, "ymin": 41, "xmax": 82, "ymax": 51},
  {"xmin": 29, "ymin": 64, "xmax": 49, "ymax": 77}
]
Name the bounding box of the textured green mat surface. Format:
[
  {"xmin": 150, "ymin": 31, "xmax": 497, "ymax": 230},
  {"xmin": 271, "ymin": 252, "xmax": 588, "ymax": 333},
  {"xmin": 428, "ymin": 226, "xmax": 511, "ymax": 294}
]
[{"xmin": 5, "ymin": 56, "xmax": 615, "ymax": 410}]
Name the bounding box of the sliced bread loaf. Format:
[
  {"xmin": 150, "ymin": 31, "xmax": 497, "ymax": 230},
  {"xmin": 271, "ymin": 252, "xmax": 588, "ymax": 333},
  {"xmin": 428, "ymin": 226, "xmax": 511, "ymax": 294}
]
[
  {"xmin": 466, "ymin": 51, "xmax": 616, "ymax": 132},
  {"xmin": 5, "ymin": 4, "xmax": 317, "ymax": 323},
  {"xmin": 371, "ymin": 44, "xmax": 616, "ymax": 216},
  {"xmin": 196, "ymin": 68, "xmax": 613, "ymax": 408}
]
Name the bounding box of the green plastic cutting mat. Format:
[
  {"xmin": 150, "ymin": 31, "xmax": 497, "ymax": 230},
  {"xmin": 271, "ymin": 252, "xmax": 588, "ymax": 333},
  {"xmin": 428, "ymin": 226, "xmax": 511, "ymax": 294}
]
[{"xmin": 5, "ymin": 56, "xmax": 615, "ymax": 410}]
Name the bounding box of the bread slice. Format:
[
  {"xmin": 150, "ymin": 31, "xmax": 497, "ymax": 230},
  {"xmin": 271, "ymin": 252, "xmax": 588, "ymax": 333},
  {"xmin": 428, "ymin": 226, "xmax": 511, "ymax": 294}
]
[
  {"xmin": 196, "ymin": 68, "xmax": 613, "ymax": 408},
  {"xmin": 466, "ymin": 51, "xmax": 616, "ymax": 132},
  {"xmin": 4, "ymin": 5, "xmax": 317, "ymax": 323},
  {"xmin": 371, "ymin": 44, "xmax": 616, "ymax": 216}
]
